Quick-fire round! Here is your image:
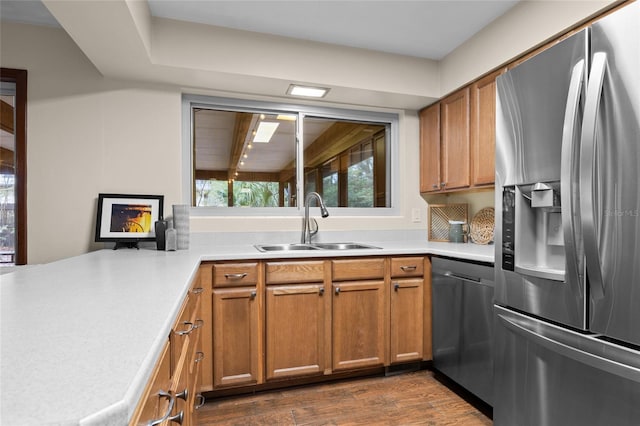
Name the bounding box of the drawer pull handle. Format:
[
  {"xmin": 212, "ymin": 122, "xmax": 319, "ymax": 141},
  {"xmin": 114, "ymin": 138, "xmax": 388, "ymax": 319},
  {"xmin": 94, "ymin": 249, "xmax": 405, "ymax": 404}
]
[
  {"xmin": 176, "ymin": 388, "xmax": 188, "ymax": 401},
  {"xmin": 193, "ymin": 319, "xmax": 204, "ymax": 329},
  {"xmin": 192, "ymin": 287, "xmax": 204, "ymax": 295},
  {"xmin": 149, "ymin": 390, "xmax": 175, "ymax": 426},
  {"xmin": 195, "ymin": 351, "xmax": 205, "ymax": 363},
  {"xmin": 175, "ymin": 321, "xmax": 194, "ymax": 336},
  {"xmin": 195, "ymin": 394, "xmax": 206, "ymax": 410},
  {"xmin": 400, "ymin": 265, "xmax": 417, "ymax": 272},
  {"xmin": 168, "ymin": 411, "xmax": 184, "ymax": 425},
  {"xmin": 225, "ymin": 273, "xmax": 248, "ymax": 280}
]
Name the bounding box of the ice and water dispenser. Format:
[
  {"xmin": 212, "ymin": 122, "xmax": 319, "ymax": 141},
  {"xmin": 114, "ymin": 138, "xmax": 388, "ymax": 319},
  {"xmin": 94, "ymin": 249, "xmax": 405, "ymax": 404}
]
[{"xmin": 502, "ymin": 181, "xmax": 566, "ymax": 282}]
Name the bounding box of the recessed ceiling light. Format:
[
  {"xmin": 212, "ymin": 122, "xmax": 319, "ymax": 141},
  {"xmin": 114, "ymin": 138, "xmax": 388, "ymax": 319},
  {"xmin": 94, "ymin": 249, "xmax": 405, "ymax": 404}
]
[
  {"xmin": 287, "ymin": 84, "xmax": 330, "ymax": 98},
  {"xmin": 253, "ymin": 121, "xmax": 280, "ymax": 143}
]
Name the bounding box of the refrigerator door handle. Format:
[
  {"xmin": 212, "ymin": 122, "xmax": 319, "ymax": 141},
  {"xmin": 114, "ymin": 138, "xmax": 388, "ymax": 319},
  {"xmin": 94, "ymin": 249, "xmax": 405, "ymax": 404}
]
[
  {"xmin": 560, "ymin": 60, "xmax": 586, "ymax": 295},
  {"xmin": 580, "ymin": 52, "xmax": 607, "ymax": 299},
  {"xmin": 496, "ymin": 308, "xmax": 640, "ymax": 383}
]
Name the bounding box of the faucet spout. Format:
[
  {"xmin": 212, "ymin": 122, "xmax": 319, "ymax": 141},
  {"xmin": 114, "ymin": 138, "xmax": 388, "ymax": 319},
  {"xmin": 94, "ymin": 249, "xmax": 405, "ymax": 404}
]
[{"xmin": 301, "ymin": 192, "xmax": 329, "ymax": 244}]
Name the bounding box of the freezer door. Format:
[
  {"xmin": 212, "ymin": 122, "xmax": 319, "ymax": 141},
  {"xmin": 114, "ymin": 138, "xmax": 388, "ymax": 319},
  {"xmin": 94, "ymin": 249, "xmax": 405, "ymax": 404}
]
[
  {"xmin": 494, "ymin": 305, "xmax": 640, "ymax": 426},
  {"xmin": 581, "ymin": 2, "xmax": 640, "ymax": 346}
]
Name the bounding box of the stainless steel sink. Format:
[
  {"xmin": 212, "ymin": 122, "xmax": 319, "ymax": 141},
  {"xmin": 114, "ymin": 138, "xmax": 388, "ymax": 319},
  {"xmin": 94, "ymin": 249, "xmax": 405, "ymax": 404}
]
[
  {"xmin": 254, "ymin": 243, "xmax": 321, "ymax": 252},
  {"xmin": 254, "ymin": 242, "xmax": 381, "ymax": 252},
  {"xmin": 310, "ymin": 242, "xmax": 381, "ymax": 250}
]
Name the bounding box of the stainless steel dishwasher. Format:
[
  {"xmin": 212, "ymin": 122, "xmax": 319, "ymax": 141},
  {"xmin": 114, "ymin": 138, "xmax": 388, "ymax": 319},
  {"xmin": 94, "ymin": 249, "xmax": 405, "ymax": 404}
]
[{"xmin": 431, "ymin": 256, "xmax": 494, "ymax": 406}]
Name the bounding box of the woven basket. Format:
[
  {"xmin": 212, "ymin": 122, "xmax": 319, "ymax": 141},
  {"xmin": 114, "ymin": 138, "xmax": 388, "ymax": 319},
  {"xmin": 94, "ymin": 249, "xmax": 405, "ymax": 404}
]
[
  {"xmin": 469, "ymin": 207, "xmax": 495, "ymax": 245},
  {"xmin": 428, "ymin": 204, "xmax": 469, "ymax": 242}
]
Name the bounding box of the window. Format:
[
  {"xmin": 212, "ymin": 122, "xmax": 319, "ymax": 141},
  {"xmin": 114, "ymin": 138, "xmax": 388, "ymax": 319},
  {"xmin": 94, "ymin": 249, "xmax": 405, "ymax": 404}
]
[
  {"xmin": 0, "ymin": 69, "xmax": 27, "ymax": 265},
  {"xmin": 182, "ymin": 95, "xmax": 398, "ymax": 215}
]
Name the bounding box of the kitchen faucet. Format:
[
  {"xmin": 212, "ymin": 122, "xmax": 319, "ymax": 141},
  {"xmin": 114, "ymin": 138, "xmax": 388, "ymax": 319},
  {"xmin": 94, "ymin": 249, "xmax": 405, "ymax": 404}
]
[{"xmin": 301, "ymin": 192, "xmax": 329, "ymax": 244}]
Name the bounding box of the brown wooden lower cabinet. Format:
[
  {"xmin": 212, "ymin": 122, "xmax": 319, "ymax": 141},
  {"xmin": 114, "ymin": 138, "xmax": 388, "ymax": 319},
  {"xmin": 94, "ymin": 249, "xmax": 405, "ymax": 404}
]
[
  {"xmin": 129, "ymin": 341, "xmax": 171, "ymax": 425},
  {"xmin": 212, "ymin": 286, "xmax": 262, "ymax": 388},
  {"xmin": 390, "ymin": 278, "xmax": 424, "ymax": 363},
  {"xmin": 134, "ymin": 255, "xmax": 433, "ymax": 423},
  {"xmin": 265, "ymin": 284, "xmax": 327, "ymax": 379},
  {"xmin": 130, "ymin": 274, "xmax": 205, "ymax": 426},
  {"xmin": 332, "ymin": 279, "xmax": 387, "ymax": 371}
]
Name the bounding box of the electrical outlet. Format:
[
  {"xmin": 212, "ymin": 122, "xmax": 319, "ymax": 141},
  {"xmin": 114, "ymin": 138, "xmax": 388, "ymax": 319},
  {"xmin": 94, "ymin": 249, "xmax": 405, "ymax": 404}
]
[{"xmin": 411, "ymin": 208, "xmax": 421, "ymax": 223}]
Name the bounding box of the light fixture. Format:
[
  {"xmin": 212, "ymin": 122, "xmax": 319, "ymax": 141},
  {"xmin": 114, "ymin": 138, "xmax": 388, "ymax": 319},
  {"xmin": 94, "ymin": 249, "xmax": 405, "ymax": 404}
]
[
  {"xmin": 253, "ymin": 121, "xmax": 279, "ymax": 143},
  {"xmin": 286, "ymin": 84, "xmax": 330, "ymax": 98}
]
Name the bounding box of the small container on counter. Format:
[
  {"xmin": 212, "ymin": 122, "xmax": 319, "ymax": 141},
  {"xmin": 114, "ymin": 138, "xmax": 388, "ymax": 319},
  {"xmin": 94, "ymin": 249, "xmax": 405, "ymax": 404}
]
[{"xmin": 165, "ymin": 220, "xmax": 177, "ymax": 251}]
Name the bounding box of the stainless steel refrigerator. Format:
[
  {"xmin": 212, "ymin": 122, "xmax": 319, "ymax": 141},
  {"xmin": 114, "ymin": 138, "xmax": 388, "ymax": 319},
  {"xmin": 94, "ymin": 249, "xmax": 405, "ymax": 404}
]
[{"xmin": 494, "ymin": 2, "xmax": 640, "ymax": 425}]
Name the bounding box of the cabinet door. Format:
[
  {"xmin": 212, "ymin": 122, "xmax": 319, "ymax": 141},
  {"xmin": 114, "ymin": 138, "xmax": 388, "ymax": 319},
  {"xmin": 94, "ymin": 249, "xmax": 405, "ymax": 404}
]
[
  {"xmin": 265, "ymin": 284, "xmax": 326, "ymax": 380},
  {"xmin": 441, "ymin": 88, "xmax": 470, "ymax": 191},
  {"xmin": 212, "ymin": 287, "xmax": 261, "ymax": 388},
  {"xmin": 390, "ymin": 279, "xmax": 424, "ymax": 364},
  {"xmin": 130, "ymin": 341, "xmax": 172, "ymax": 425},
  {"xmin": 470, "ymin": 70, "xmax": 502, "ymax": 186},
  {"xmin": 419, "ymin": 103, "xmax": 442, "ymax": 193},
  {"xmin": 332, "ymin": 280, "xmax": 386, "ymax": 371},
  {"xmin": 197, "ymin": 264, "xmax": 213, "ymax": 392}
]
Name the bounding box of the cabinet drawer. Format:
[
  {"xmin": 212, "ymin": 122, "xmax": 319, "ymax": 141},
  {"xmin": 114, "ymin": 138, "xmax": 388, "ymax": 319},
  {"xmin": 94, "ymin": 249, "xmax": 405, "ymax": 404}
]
[
  {"xmin": 391, "ymin": 257, "xmax": 425, "ymax": 278},
  {"xmin": 266, "ymin": 261, "xmax": 325, "ymax": 284},
  {"xmin": 213, "ymin": 263, "xmax": 259, "ymax": 287},
  {"xmin": 130, "ymin": 340, "xmax": 171, "ymax": 425},
  {"xmin": 332, "ymin": 258, "xmax": 385, "ymax": 281}
]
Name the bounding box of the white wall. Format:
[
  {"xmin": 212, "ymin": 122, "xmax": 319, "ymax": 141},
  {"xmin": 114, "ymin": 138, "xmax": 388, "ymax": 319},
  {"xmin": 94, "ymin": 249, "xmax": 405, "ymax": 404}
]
[
  {"xmin": 1, "ymin": 23, "xmax": 183, "ymax": 264},
  {"xmin": 1, "ymin": 22, "xmax": 426, "ymax": 264},
  {"xmin": 440, "ymin": 0, "xmax": 617, "ymax": 95}
]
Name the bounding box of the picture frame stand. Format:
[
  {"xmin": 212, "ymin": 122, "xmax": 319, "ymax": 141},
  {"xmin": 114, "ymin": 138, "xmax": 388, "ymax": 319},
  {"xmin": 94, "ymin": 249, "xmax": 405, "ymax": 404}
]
[{"xmin": 113, "ymin": 241, "xmax": 140, "ymax": 250}]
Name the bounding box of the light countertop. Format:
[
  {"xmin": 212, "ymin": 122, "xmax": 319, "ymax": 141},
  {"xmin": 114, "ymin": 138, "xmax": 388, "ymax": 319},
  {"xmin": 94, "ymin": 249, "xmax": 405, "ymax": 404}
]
[{"xmin": 0, "ymin": 238, "xmax": 493, "ymax": 425}]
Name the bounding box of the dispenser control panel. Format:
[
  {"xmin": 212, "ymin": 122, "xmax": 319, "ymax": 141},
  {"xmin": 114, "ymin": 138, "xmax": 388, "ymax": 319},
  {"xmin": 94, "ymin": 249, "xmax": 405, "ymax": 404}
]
[{"xmin": 502, "ymin": 187, "xmax": 515, "ymax": 271}]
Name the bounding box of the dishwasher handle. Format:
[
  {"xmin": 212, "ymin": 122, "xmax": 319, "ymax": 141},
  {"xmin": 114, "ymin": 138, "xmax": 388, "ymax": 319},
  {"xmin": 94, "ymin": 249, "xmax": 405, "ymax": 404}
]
[{"xmin": 443, "ymin": 271, "xmax": 493, "ymax": 287}]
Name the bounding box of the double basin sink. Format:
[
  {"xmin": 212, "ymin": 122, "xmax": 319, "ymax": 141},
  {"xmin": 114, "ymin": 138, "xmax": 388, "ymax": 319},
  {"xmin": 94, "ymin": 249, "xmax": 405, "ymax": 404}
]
[{"xmin": 255, "ymin": 242, "xmax": 381, "ymax": 252}]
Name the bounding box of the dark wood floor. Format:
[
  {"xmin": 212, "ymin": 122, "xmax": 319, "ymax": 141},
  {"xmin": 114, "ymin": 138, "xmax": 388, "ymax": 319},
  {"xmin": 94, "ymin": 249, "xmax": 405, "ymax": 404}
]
[{"xmin": 196, "ymin": 369, "xmax": 493, "ymax": 425}]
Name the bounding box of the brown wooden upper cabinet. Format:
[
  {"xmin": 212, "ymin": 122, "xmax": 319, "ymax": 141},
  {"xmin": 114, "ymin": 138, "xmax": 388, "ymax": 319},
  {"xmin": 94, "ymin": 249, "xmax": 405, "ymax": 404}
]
[
  {"xmin": 420, "ymin": 69, "xmax": 503, "ymax": 193},
  {"xmin": 470, "ymin": 69, "xmax": 503, "ymax": 187}
]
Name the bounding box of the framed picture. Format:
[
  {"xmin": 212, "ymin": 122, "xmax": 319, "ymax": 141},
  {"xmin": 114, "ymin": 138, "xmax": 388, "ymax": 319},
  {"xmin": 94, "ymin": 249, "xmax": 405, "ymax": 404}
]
[{"xmin": 95, "ymin": 193, "xmax": 164, "ymax": 248}]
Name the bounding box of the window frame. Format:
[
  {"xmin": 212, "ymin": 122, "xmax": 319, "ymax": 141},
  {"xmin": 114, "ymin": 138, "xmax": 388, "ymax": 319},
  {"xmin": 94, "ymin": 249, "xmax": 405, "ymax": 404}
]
[
  {"xmin": 182, "ymin": 94, "xmax": 399, "ymax": 217},
  {"xmin": 0, "ymin": 68, "xmax": 27, "ymax": 265}
]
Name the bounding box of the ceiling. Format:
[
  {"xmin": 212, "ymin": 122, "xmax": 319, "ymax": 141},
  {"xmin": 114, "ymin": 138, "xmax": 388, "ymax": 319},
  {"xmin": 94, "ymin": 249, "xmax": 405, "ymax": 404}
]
[{"xmin": 1, "ymin": 0, "xmax": 518, "ymax": 61}]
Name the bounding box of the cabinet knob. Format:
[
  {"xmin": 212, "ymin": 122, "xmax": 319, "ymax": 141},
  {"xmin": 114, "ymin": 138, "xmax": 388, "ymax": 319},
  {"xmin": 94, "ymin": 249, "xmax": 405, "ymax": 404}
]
[
  {"xmin": 319, "ymin": 287, "xmax": 325, "ymax": 296},
  {"xmin": 394, "ymin": 282, "xmax": 400, "ymax": 291},
  {"xmin": 335, "ymin": 287, "xmax": 341, "ymax": 295},
  {"xmin": 195, "ymin": 351, "xmax": 205, "ymax": 363},
  {"xmin": 440, "ymin": 182, "xmax": 446, "ymax": 188},
  {"xmin": 191, "ymin": 287, "xmax": 204, "ymax": 295},
  {"xmin": 250, "ymin": 290, "xmax": 257, "ymax": 299},
  {"xmin": 432, "ymin": 183, "xmax": 438, "ymax": 189}
]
